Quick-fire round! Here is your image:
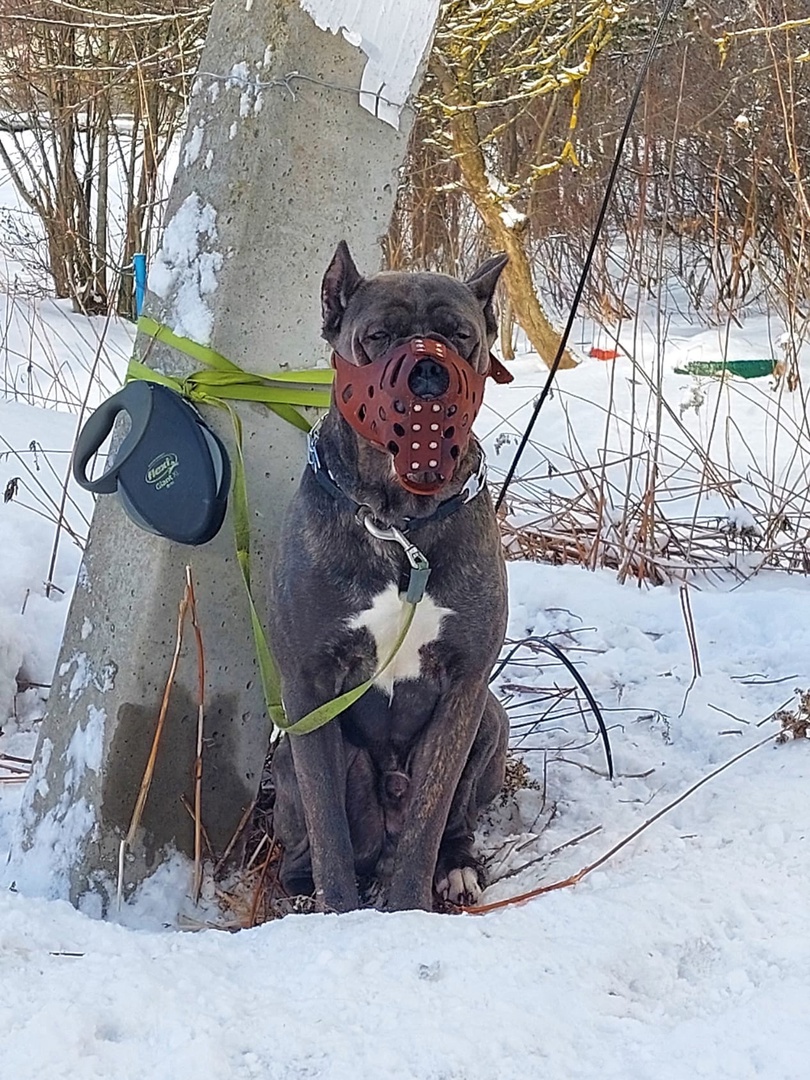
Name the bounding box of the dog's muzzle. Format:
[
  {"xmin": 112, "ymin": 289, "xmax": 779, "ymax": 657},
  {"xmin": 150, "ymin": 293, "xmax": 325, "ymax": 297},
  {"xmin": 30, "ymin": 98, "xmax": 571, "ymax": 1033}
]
[{"xmin": 332, "ymin": 337, "xmax": 512, "ymax": 496}]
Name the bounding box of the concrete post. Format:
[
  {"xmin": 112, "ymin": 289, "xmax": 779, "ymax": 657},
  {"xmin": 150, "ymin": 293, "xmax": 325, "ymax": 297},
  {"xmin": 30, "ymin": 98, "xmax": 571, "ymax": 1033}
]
[{"xmin": 7, "ymin": 0, "xmax": 439, "ymax": 915}]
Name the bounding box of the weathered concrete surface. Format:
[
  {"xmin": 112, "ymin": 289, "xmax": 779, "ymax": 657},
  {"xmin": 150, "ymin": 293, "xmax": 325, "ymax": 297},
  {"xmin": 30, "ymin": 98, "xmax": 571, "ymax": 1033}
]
[{"xmin": 8, "ymin": 0, "xmax": 434, "ymax": 912}]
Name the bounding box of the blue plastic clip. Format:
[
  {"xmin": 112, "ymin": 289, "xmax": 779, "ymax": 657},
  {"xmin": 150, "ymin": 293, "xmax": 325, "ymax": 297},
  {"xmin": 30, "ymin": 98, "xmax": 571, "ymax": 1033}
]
[{"xmin": 133, "ymin": 253, "xmax": 147, "ymax": 316}]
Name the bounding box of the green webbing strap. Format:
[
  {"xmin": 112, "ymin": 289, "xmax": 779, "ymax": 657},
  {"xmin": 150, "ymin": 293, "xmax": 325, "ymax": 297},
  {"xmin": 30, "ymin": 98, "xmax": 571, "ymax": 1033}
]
[
  {"xmin": 131, "ymin": 317, "xmax": 418, "ymax": 736},
  {"xmin": 134, "ymin": 315, "xmax": 332, "ymax": 432},
  {"xmin": 221, "ymin": 398, "xmax": 418, "ymax": 735}
]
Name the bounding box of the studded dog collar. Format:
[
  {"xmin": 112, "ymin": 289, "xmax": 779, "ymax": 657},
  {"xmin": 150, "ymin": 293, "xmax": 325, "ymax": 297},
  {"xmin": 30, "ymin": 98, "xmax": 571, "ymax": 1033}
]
[{"xmin": 307, "ymin": 416, "xmax": 488, "ymax": 534}]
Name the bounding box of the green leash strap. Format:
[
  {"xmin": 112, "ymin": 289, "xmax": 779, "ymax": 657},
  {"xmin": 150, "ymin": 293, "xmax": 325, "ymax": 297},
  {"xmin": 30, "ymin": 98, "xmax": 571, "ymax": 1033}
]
[
  {"xmin": 220, "ymin": 399, "xmax": 419, "ymax": 736},
  {"xmin": 134, "ymin": 315, "xmax": 332, "ymax": 432},
  {"xmin": 127, "ymin": 358, "xmax": 313, "ymax": 434},
  {"xmin": 282, "ymin": 603, "xmax": 417, "ymax": 735},
  {"xmin": 130, "ymin": 317, "xmax": 422, "ymax": 736}
]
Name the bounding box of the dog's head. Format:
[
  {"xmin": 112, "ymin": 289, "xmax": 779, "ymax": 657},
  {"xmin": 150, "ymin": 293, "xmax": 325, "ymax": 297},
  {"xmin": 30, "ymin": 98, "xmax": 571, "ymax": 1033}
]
[{"xmin": 321, "ymin": 242, "xmax": 508, "ymax": 494}]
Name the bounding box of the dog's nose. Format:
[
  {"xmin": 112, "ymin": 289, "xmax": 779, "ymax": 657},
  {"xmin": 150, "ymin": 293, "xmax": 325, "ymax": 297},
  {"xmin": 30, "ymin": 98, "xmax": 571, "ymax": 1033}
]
[{"xmin": 408, "ymin": 358, "xmax": 451, "ymax": 400}]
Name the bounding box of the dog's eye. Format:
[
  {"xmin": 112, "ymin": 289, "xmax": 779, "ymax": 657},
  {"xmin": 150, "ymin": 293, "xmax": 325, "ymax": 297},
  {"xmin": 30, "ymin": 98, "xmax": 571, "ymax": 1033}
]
[
  {"xmin": 455, "ymin": 330, "xmax": 472, "ymax": 342},
  {"xmin": 365, "ymin": 331, "xmax": 389, "ymax": 343}
]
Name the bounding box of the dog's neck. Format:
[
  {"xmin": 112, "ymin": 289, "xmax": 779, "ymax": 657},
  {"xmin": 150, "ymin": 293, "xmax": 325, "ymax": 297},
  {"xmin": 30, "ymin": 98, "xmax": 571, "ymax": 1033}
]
[{"xmin": 316, "ymin": 406, "xmax": 482, "ymax": 528}]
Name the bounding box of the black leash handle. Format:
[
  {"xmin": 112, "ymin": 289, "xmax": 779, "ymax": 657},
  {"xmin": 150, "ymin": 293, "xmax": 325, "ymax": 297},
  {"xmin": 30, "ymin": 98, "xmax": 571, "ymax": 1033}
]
[
  {"xmin": 495, "ymin": 0, "xmax": 678, "ymax": 512},
  {"xmin": 72, "ymin": 381, "xmax": 154, "ymax": 494}
]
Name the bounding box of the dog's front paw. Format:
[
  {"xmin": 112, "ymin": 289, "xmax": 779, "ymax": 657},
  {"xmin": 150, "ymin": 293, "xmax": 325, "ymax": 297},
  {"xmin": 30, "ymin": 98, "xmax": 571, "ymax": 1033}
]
[{"xmin": 435, "ymin": 866, "xmax": 483, "ymax": 907}]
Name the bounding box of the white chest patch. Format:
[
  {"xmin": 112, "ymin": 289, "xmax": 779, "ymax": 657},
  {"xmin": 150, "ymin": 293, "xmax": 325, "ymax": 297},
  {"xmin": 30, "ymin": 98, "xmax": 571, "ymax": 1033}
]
[{"xmin": 348, "ymin": 584, "xmax": 454, "ymax": 698}]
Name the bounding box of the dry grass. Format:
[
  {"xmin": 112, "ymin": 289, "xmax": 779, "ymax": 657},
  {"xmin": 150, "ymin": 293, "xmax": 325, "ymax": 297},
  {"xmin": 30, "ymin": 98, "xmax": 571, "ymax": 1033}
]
[
  {"xmin": 775, "ymin": 689, "xmax": 810, "ymax": 743},
  {"xmin": 0, "ymin": 751, "xmax": 31, "ymax": 783},
  {"xmin": 491, "ymin": 347, "xmax": 810, "ymax": 585},
  {"xmin": 210, "ymin": 768, "xmax": 316, "ymax": 928},
  {"xmin": 0, "ymin": 284, "xmax": 127, "ymax": 410}
]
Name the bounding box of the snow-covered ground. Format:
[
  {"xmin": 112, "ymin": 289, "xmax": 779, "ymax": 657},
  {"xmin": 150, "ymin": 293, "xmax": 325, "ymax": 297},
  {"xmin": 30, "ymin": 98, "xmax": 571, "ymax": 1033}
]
[{"xmin": 1, "ymin": 285, "xmax": 809, "ymax": 1077}]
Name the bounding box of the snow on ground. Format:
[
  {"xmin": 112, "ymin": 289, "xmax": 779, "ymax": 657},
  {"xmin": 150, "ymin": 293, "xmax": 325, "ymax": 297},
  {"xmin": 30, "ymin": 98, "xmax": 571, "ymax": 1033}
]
[
  {"xmin": 1, "ymin": 288, "xmax": 809, "ymax": 1077},
  {"xmin": 0, "ymin": 402, "xmax": 89, "ymax": 699},
  {"xmin": 0, "ymin": 291, "xmax": 133, "ymax": 411}
]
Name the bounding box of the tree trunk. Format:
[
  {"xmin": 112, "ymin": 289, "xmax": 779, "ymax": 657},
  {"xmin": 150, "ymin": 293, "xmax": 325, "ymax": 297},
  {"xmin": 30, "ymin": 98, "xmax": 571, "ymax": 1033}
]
[
  {"xmin": 500, "ymin": 295, "xmax": 515, "ymax": 361},
  {"xmin": 437, "ymin": 65, "xmax": 577, "ymax": 370}
]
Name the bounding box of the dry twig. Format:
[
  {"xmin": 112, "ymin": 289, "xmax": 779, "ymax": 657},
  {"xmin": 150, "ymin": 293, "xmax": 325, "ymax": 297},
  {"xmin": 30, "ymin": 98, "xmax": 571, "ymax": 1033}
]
[
  {"xmin": 117, "ymin": 573, "xmax": 190, "ymax": 908},
  {"xmin": 464, "ymin": 731, "xmax": 778, "ymax": 914}
]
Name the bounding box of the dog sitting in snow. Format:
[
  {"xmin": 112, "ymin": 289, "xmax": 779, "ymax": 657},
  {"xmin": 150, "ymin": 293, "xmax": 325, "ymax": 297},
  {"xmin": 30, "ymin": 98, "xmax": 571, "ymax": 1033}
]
[{"xmin": 269, "ymin": 242, "xmax": 511, "ymax": 912}]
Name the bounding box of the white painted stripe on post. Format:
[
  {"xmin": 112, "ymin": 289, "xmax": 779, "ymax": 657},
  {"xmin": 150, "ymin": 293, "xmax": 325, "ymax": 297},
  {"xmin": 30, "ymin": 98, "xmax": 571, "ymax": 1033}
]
[{"xmin": 298, "ymin": 0, "xmax": 440, "ymax": 128}]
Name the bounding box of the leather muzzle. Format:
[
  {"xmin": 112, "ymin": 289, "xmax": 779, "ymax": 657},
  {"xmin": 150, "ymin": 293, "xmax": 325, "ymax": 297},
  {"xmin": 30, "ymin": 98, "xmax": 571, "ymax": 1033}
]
[{"xmin": 332, "ymin": 337, "xmax": 512, "ymax": 495}]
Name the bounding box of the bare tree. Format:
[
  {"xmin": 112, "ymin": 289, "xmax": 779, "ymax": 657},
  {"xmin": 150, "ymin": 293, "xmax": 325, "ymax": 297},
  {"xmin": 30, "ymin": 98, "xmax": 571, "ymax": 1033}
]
[
  {"xmin": 391, "ymin": 0, "xmax": 626, "ymax": 368},
  {"xmin": 0, "ymin": 0, "xmax": 209, "ymax": 314},
  {"xmin": 389, "ymin": 0, "xmax": 810, "ymax": 358}
]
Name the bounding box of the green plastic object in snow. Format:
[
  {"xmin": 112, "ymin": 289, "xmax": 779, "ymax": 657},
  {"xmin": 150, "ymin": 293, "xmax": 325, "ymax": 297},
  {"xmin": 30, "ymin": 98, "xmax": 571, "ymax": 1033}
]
[{"xmin": 673, "ymin": 359, "xmax": 776, "ymax": 379}]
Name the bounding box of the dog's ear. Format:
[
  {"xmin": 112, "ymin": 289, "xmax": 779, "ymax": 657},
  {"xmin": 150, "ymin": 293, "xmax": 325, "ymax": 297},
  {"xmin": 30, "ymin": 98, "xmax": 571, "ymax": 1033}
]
[
  {"xmin": 466, "ymin": 253, "xmax": 508, "ymax": 337},
  {"xmin": 322, "ymin": 241, "xmax": 364, "ymax": 341},
  {"xmin": 466, "ymin": 253, "xmax": 508, "ymax": 304}
]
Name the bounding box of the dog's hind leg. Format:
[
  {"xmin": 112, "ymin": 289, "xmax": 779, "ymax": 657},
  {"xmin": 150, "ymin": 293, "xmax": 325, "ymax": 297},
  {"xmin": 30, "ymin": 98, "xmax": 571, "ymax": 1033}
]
[
  {"xmin": 272, "ymin": 734, "xmax": 316, "ymax": 897},
  {"xmin": 434, "ymin": 691, "xmax": 508, "ymax": 906}
]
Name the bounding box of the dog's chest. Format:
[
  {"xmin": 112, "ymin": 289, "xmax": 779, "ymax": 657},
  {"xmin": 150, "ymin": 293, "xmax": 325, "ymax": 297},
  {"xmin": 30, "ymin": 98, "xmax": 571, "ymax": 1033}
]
[{"xmin": 348, "ymin": 583, "xmax": 453, "ymax": 697}]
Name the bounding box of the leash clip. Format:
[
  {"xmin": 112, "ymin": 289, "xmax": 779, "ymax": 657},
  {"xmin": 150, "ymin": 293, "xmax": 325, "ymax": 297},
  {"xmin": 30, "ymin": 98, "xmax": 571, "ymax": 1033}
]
[
  {"xmin": 357, "ymin": 508, "xmax": 432, "ymax": 604},
  {"xmin": 307, "ymin": 415, "xmax": 325, "ymax": 472}
]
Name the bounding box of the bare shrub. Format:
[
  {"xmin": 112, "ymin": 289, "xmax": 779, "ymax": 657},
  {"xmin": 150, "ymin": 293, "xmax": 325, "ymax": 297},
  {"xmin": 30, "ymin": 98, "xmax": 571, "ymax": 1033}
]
[
  {"xmin": 391, "ymin": 1, "xmax": 810, "ymax": 334},
  {"xmin": 0, "ymin": 0, "xmax": 209, "ymax": 314}
]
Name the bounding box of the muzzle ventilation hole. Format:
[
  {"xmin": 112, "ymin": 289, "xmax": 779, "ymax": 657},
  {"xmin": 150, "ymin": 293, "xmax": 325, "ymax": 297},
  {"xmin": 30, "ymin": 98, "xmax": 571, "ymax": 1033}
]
[{"xmin": 390, "ymin": 356, "xmax": 405, "ymax": 387}]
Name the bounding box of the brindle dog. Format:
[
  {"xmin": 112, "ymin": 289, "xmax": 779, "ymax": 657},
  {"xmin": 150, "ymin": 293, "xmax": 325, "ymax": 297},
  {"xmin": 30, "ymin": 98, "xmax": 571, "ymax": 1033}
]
[{"xmin": 269, "ymin": 242, "xmax": 510, "ymax": 912}]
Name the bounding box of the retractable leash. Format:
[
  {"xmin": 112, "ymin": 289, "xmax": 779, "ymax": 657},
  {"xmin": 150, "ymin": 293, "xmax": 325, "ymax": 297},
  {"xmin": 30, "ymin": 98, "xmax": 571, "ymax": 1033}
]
[
  {"xmin": 73, "ymin": 380, "xmax": 232, "ymax": 545},
  {"xmin": 494, "ymin": 0, "xmax": 679, "ymax": 514},
  {"xmin": 72, "ymin": 317, "xmax": 331, "ymax": 546}
]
